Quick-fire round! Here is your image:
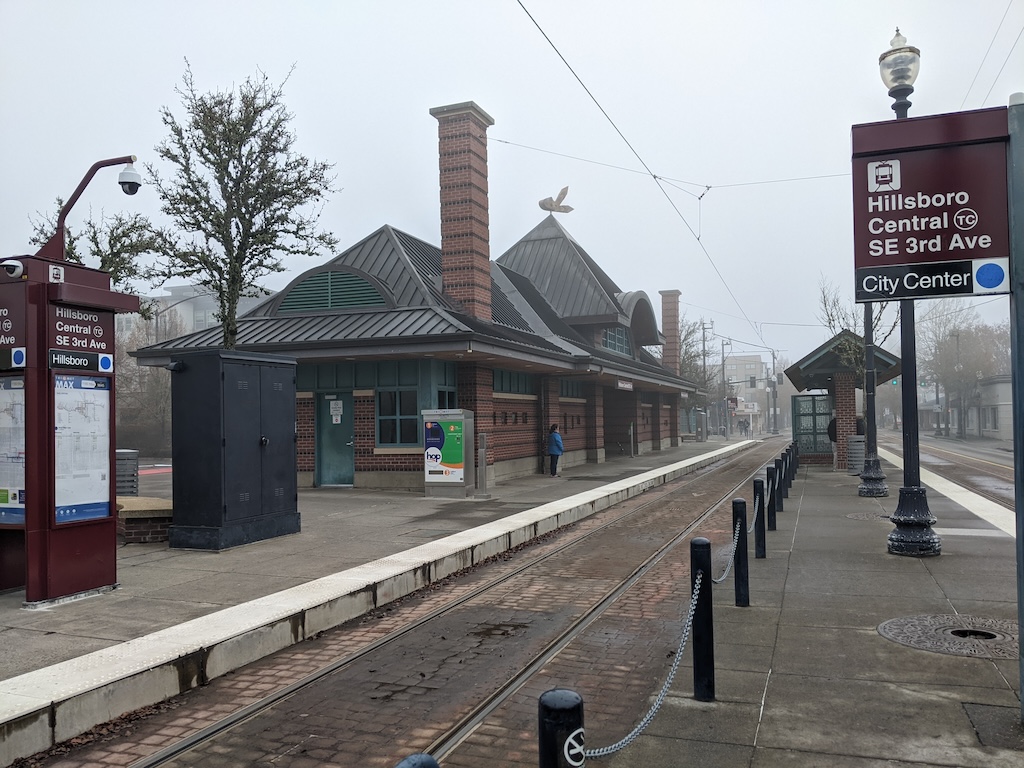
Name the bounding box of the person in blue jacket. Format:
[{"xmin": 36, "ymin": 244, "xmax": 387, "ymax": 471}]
[{"xmin": 547, "ymin": 423, "xmax": 564, "ymax": 477}]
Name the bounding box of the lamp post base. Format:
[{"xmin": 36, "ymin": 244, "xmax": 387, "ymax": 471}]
[
  {"xmin": 887, "ymin": 486, "xmax": 941, "ymax": 557},
  {"xmin": 858, "ymin": 456, "xmax": 888, "ymax": 497}
]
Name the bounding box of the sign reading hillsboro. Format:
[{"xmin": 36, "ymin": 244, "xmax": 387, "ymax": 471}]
[{"xmin": 852, "ymin": 108, "xmax": 1010, "ymax": 302}]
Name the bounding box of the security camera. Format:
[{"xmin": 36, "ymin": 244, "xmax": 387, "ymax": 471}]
[
  {"xmin": 118, "ymin": 163, "xmax": 142, "ymax": 195},
  {"xmin": 0, "ymin": 260, "xmax": 24, "ymax": 279}
]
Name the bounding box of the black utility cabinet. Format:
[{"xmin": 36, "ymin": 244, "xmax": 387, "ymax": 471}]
[{"xmin": 168, "ymin": 350, "xmax": 299, "ymax": 550}]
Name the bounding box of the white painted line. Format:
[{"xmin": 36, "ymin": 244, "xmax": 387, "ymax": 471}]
[
  {"xmin": 877, "ymin": 448, "xmax": 1016, "ymax": 538},
  {"xmin": 932, "ymin": 528, "xmax": 1010, "ymax": 538}
]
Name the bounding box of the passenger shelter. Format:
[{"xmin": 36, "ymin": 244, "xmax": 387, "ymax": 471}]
[
  {"xmin": 784, "ymin": 330, "xmax": 900, "ymax": 468},
  {"xmin": 133, "ymin": 102, "xmax": 701, "ymax": 490}
]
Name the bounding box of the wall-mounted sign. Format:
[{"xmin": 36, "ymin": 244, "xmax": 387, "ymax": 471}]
[
  {"xmin": 0, "ymin": 376, "xmax": 26, "ymax": 525},
  {"xmin": 53, "ymin": 375, "xmax": 111, "ymax": 524},
  {"xmin": 616, "ymin": 379, "xmax": 633, "ymax": 391},
  {"xmin": 48, "ymin": 304, "xmax": 113, "ymax": 355},
  {"xmin": 852, "ymin": 108, "xmax": 1010, "ymax": 302}
]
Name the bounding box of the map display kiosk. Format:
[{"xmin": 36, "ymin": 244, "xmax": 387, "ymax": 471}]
[
  {"xmin": 422, "ymin": 409, "xmax": 475, "ymax": 498},
  {"xmin": 0, "ymin": 257, "xmax": 138, "ymax": 603}
]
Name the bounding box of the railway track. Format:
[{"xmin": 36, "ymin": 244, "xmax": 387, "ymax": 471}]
[
  {"xmin": 52, "ymin": 440, "xmax": 785, "ymax": 768},
  {"xmin": 876, "ymin": 433, "xmax": 1014, "ymax": 509}
]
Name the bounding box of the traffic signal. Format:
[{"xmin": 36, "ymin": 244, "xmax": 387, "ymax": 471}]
[{"xmin": 776, "ymin": 372, "xmax": 783, "ymax": 385}]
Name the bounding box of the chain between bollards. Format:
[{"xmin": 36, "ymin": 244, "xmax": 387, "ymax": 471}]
[
  {"xmin": 774, "ymin": 457, "xmax": 785, "ymax": 512},
  {"xmin": 753, "ymin": 478, "xmax": 766, "ymax": 558}
]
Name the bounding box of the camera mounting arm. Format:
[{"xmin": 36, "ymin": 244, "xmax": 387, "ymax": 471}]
[{"xmin": 36, "ymin": 154, "xmax": 138, "ymax": 261}]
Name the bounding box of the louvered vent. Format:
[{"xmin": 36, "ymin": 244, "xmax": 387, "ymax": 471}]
[{"xmin": 279, "ymin": 271, "xmax": 387, "ymax": 312}]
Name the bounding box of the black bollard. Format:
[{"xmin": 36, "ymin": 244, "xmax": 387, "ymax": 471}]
[
  {"xmin": 732, "ymin": 499, "xmax": 749, "ymax": 607},
  {"xmin": 538, "ymin": 688, "xmax": 585, "ymax": 768},
  {"xmin": 774, "ymin": 458, "xmax": 785, "ymax": 512},
  {"xmin": 780, "ymin": 453, "xmax": 790, "ymax": 499},
  {"xmin": 766, "ymin": 466, "xmax": 777, "ymax": 531},
  {"xmin": 690, "ymin": 537, "xmax": 715, "ymax": 702},
  {"xmin": 788, "ymin": 445, "xmax": 797, "ymax": 483},
  {"xmin": 393, "ymin": 756, "xmax": 441, "ymax": 768},
  {"xmin": 753, "ymin": 478, "xmax": 766, "ymax": 558}
]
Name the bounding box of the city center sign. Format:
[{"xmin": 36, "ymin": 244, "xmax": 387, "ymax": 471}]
[{"xmin": 852, "ymin": 108, "xmax": 1010, "ymax": 302}]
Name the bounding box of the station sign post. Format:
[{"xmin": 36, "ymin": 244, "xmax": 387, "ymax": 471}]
[
  {"xmin": 0, "ymin": 255, "xmax": 138, "ymax": 602},
  {"xmin": 853, "ymin": 108, "xmax": 1010, "ymax": 302}
]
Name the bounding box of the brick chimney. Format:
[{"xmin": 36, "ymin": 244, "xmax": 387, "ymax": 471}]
[
  {"xmin": 430, "ymin": 102, "xmax": 495, "ymax": 323},
  {"xmin": 659, "ymin": 289, "xmax": 682, "ymax": 376}
]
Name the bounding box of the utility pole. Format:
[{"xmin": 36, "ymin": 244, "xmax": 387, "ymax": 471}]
[
  {"xmin": 721, "ymin": 338, "xmax": 731, "ymax": 436},
  {"xmin": 770, "ymin": 349, "xmax": 779, "ymax": 434}
]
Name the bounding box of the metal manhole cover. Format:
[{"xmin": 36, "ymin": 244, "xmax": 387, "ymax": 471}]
[
  {"xmin": 878, "ymin": 615, "xmax": 1018, "ymax": 659},
  {"xmin": 846, "ymin": 512, "xmax": 891, "ymax": 521}
]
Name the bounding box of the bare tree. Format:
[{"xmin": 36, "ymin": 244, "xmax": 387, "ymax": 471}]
[
  {"xmin": 115, "ymin": 309, "xmax": 188, "ymax": 455},
  {"xmin": 816, "ymin": 276, "xmax": 899, "ymax": 375},
  {"xmin": 919, "ymin": 300, "xmax": 1008, "ymax": 437},
  {"xmin": 146, "ymin": 64, "xmax": 338, "ymax": 348},
  {"xmin": 29, "ymin": 197, "xmax": 157, "ymax": 298}
]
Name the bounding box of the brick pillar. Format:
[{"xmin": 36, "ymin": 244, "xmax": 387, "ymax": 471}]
[
  {"xmin": 833, "ymin": 371, "xmax": 858, "ymax": 468},
  {"xmin": 430, "ymin": 102, "xmax": 495, "ymax": 323},
  {"xmin": 659, "ymin": 289, "xmax": 681, "ymax": 376},
  {"xmin": 456, "ymin": 363, "xmax": 494, "ymax": 465},
  {"xmin": 585, "ymin": 382, "xmax": 605, "ymax": 462}
]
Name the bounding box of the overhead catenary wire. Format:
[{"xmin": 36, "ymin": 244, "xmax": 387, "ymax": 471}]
[
  {"xmin": 960, "ymin": 0, "xmax": 1016, "ymax": 109},
  {"xmin": 516, "ymin": 0, "xmax": 770, "ymax": 348}
]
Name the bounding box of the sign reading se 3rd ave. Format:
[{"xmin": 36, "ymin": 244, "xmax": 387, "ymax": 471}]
[{"xmin": 852, "ymin": 111, "xmax": 1009, "ymax": 302}]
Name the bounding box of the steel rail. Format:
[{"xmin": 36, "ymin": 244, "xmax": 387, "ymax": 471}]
[{"xmin": 127, "ymin": 441, "xmax": 780, "ymax": 768}]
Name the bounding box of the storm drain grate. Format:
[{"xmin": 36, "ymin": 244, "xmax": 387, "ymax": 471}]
[
  {"xmin": 846, "ymin": 512, "xmax": 891, "ymax": 521},
  {"xmin": 878, "ymin": 615, "xmax": 1018, "ymax": 659}
]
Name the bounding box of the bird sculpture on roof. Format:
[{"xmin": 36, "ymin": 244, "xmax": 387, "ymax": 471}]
[{"xmin": 538, "ymin": 186, "xmax": 574, "ymax": 213}]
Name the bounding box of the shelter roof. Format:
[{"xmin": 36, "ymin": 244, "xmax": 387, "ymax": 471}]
[{"xmin": 784, "ymin": 329, "xmax": 901, "ymax": 392}]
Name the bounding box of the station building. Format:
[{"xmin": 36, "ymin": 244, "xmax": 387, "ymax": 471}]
[{"xmin": 133, "ymin": 102, "xmax": 701, "ymax": 490}]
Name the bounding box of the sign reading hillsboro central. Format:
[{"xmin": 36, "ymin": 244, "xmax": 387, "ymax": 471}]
[{"xmin": 852, "ymin": 108, "xmax": 1010, "ymax": 302}]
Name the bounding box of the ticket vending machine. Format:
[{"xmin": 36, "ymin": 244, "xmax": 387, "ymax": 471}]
[
  {"xmin": 0, "ymin": 256, "xmax": 138, "ymax": 603},
  {"xmin": 422, "ymin": 409, "xmax": 475, "ymax": 498}
]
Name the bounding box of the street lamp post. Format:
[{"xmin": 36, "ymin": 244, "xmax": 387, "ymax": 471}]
[
  {"xmin": 34, "ymin": 156, "xmax": 141, "ymax": 262},
  {"xmin": 878, "ymin": 30, "xmax": 940, "ymax": 557}
]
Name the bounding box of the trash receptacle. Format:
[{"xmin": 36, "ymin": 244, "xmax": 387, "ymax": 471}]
[
  {"xmin": 846, "ymin": 435, "xmax": 865, "ymax": 475},
  {"xmin": 116, "ymin": 449, "xmax": 140, "ymax": 496}
]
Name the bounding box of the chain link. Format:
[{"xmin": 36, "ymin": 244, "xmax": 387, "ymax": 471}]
[
  {"xmin": 711, "ymin": 518, "xmax": 742, "ymax": 584},
  {"xmin": 584, "ymin": 571, "xmax": 703, "ymax": 759},
  {"xmin": 747, "ymin": 496, "xmax": 759, "ymax": 534}
]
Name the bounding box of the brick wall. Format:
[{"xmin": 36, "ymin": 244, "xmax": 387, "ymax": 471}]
[
  {"xmin": 833, "ymin": 372, "xmax": 858, "ymax": 468},
  {"xmin": 659, "ymin": 289, "xmax": 681, "ymax": 375},
  {"xmin": 431, "ymin": 102, "xmax": 495, "ymax": 323},
  {"xmin": 118, "ymin": 514, "xmax": 172, "ymax": 544},
  {"xmin": 296, "ymin": 396, "xmax": 315, "ymax": 472}
]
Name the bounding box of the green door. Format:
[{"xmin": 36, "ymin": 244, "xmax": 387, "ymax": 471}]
[{"xmin": 317, "ymin": 392, "xmax": 355, "ymax": 485}]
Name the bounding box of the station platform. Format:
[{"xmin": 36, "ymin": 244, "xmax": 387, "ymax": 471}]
[{"xmin": 1, "ymin": 435, "xmax": 1021, "ymax": 767}]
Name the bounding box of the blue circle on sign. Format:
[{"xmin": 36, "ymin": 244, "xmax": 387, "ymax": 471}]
[
  {"xmin": 99, "ymin": 355, "xmax": 112, "ymax": 371},
  {"xmin": 976, "ymin": 263, "xmax": 1005, "ymax": 289},
  {"xmin": 12, "ymin": 349, "xmax": 25, "ymax": 366}
]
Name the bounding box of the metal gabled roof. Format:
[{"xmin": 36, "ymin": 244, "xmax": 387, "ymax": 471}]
[
  {"xmin": 134, "ymin": 307, "xmax": 471, "ymax": 358},
  {"xmin": 246, "ymin": 226, "xmax": 444, "ymax": 318},
  {"xmin": 497, "ymin": 215, "xmax": 623, "ymax": 323}
]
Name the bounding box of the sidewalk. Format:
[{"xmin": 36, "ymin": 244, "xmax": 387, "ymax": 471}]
[{"xmin": 608, "ymin": 464, "xmax": 1023, "ymax": 766}]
